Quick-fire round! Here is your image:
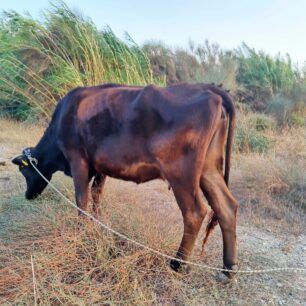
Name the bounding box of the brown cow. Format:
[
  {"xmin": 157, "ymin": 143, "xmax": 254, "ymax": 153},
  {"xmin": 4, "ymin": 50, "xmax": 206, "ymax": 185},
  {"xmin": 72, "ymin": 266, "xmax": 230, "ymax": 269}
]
[{"xmin": 12, "ymin": 83, "xmax": 238, "ymax": 277}]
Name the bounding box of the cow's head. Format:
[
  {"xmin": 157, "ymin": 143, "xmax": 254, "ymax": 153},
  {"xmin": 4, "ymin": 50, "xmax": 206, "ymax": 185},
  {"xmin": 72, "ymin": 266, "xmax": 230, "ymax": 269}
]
[{"xmin": 12, "ymin": 147, "xmax": 51, "ymax": 199}]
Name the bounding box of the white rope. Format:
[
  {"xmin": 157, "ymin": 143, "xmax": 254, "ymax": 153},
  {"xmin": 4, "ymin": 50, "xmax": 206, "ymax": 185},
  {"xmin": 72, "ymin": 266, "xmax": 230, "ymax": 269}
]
[{"xmin": 28, "ymin": 158, "xmax": 306, "ymax": 274}]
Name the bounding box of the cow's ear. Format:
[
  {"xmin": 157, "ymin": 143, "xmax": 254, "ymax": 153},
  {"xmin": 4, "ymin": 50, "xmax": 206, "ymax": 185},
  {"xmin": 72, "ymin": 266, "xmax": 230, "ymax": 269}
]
[{"xmin": 12, "ymin": 155, "xmax": 28, "ymax": 166}]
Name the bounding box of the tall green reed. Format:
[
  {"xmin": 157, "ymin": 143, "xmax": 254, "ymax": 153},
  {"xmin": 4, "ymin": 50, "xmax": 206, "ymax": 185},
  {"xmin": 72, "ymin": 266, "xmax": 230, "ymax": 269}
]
[{"xmin": 0, "ymin": 1, "xmax": 159, "ymax": 119}]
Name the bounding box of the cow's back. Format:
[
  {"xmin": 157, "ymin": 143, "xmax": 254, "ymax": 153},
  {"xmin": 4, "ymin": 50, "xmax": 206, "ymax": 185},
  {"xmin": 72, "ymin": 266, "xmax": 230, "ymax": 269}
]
[{"xmin": 56, "ymin": 83, "xmax": 223, "ymax": 183}]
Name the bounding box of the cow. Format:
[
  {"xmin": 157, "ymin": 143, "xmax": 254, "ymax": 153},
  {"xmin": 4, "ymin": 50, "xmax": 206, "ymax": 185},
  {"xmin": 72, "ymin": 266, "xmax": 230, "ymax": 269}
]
[{"xmin": 12, "ymin": 83, "xmax": 239, "ymax": 277}]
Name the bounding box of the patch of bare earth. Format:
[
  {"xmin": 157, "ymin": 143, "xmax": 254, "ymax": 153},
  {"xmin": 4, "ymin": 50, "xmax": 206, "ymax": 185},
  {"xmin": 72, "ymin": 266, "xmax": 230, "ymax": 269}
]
[{"xmin": 0, "ymin": 118, "xmax": 305, "ymax": 305}]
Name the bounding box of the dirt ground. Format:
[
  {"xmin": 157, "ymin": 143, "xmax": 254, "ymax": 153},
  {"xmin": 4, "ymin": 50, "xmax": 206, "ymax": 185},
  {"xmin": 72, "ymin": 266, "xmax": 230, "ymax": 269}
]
[{"xmin": 0, "ymin": 119, "xmax": 305, "ymax": 305}]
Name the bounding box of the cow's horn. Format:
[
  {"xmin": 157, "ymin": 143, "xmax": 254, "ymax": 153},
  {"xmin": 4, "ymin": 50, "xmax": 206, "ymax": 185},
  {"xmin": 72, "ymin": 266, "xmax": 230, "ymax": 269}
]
[{"xmin": 12, "ymin": 155, "xmax": 25, "ymax": 166}]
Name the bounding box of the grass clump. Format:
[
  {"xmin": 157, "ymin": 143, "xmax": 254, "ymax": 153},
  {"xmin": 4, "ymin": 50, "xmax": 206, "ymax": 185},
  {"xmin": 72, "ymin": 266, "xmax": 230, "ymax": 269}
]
[
  {"xmin": 288, "ymin": 113, "xmax": 305, "ymax": 127},
  {"xmin": 235, "ymin": 112, "xmax": 276, "ymax": 153},
  {"xmin": 252, "ymin": 113, "xmax": 276, "ymax": 131},
  {"xmin": 235, "ymin": 128, "xmax": 273, "ymax": 153}
]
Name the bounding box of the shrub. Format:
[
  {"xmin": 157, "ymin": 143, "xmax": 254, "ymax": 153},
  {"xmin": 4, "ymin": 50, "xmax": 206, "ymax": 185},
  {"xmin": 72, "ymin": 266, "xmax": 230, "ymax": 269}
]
[
  {"xmin": 235, "ymin": 102, "xmax": 252, "ymax": 113},
  {"xmin": 266, "ymin": 94, "xmax": 306, "ymax": 126},
  {"xmin": 236, "ymin": 44, "xmax": 298, "ymax": 94},
  {"xmin": 190, "ymin": 40, "xmax": 238, "ymax": 91},
  {"xmin": 235, "ymin": 127, "xmax": 274, "ymax": 153},
  {"xmin": 266, "ymin": 95, "xmax": 292, "ymax": 125},
  {"xmin": 248, "ymin": 133, "xmax": 273, "ymax": 153},
  {"xmin": 288, "ymin": 113, "xmax": 305, "ymax": 127},
  {"xmin": 235, "ymin": 43, "xmax": 304, "ymax": 112},
  {"xmin": 143, "ymin": 40, "xmax": 238, "ymax": 90},
  {"xmin": 235, "ymin": 112, "xmax": 275, "ymax": 153},
  {"xmin": 142, "ymin": 41, "xmax": 176, "ymax": 84},
  {"xmin": 252, "ymin": 114, "xmax": 276, "ymax": 131}
]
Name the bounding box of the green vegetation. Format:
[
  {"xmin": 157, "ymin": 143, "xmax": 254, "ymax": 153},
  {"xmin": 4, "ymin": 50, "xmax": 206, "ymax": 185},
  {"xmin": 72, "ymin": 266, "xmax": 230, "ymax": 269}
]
[
  {"xmin": 235, "ymin": 44, "xmax": 304, "ymax": 109},
  {"xmin": 252, "ymin": 113, "xmax": 276, "ymax": 132},
  {"xmin": 0, "ymin": 1, "xmax": 305, "ymax": 125},
  {"xmin": 235, "ymin": 112, "xmax": 276, "ymax": 153},
  {"xmin": 0, "ymin": 1, "xmax": 157, "ymax": 120},
  {"xmin": 143, "ymin": 42, "xmax": 305, "ymax": 126},
  {"xmin": 143, "ymin": 40, "xmax": 238, "ymax": 91},
  {"xmin": 288, "ymin": 112, "xmax": 305, "ymax": 127},
  {"xmin": 267, "ymin": 94, "xmax": 305, "ymax": 126}
]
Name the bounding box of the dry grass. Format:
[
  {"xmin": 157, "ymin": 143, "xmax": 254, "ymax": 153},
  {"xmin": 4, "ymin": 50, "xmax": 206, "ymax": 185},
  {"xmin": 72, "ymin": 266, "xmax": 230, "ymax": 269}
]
[
  {"xmin": 232, "ymin": 117, "xmax": 305, "ymax": 233},
  {"xmin": 0, "ymin": 117, "xmax": 305, "ymax": 305}
]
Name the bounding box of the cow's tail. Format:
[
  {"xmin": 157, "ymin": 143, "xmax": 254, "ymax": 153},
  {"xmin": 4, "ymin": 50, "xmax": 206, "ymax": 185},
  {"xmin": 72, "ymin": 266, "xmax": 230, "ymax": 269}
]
[
  {"xmin": 224, "ymin": 96, "xmax": 236, "ymax": 186},
  {"xmin": 210, "ymin": 87, "xmax": 236, "ymax": 186}
]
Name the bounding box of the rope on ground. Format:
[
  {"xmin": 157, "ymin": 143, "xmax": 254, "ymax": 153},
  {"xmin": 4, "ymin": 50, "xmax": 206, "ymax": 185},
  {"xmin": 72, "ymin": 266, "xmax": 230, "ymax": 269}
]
[{"xmin": 28, "ymin": 158, "xmax": 306, "ymax": 275}]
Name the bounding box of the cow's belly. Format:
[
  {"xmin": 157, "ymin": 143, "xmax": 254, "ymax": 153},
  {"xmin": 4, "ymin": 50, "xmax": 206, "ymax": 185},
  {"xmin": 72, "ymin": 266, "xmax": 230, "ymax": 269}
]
[
  {"xmin": 85, "ymin": 130, "xmax": 165, "ymax": 183},
  {"xmin": 92, "ymin": 144, "xmax": 162, "ymax": 183},
  {"xmin": 96, "ymin": 160, "xmax": 162, "ymax": 183}
]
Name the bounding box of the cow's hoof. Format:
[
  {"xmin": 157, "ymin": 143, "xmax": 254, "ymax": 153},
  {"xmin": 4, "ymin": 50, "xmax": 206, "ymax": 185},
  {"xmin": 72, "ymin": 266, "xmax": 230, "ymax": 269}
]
[
  {"xmin": 169, "ymin": 259, "xmax": 191, "ymax": 274},
  {"xmin": 216, "ymin": 271, "xmax": 231, "ymax": 283},
  {"xmin": 76, "ymin": 214, "xmax": 91, "ymax": 230},
  {"xmin": 170, "ymin": 259, "xmax": 181, "ymax": 272},
  {"xmin": 222, "ymin": 264, "xmax": 239, "ymax": 279},
  {"xmin": 216, "ymin": 271, "xmax": 238, "ymax": 284}
]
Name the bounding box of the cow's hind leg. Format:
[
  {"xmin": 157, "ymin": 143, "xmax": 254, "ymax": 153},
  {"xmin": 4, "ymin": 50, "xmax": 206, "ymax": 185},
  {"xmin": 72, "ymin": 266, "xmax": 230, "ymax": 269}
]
[
  {"xmin": 169, "ymin": 183, "xmax": 207, "ymax": 272},
  {"xmin": 91, "ymin": 173, "xmax": 106, "ymax": 216},
  {"xmin": 200, "ymin": 172, "xmax": 239, "ymax": 277}
]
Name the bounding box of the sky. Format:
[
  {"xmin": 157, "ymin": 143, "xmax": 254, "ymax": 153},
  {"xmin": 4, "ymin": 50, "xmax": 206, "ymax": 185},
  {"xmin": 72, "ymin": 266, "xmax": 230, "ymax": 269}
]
[{"xmin": 0, "ymin": 0, "xmax": 305, "ymax": 67}]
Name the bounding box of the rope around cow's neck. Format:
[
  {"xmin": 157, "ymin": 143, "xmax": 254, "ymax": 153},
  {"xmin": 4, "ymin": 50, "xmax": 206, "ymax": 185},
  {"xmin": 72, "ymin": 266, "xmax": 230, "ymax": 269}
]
[{"xmin": 27, "ymin": 157, "xmax": 306, "ymax": 274}]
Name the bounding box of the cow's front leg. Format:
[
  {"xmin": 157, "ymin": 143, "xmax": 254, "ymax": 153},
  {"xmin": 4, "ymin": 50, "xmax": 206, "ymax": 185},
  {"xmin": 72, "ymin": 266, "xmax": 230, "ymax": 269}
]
[
  {"xmin": 70, "ymin": 157, "xmax": 90, "ymax": 216},
  {"xmin": 169, "ymin": 184, "xmax": 207, "ymax": 272},
  {"xmin": 91, "ymin": 173, "xmax": 107, "ymax": 217}
]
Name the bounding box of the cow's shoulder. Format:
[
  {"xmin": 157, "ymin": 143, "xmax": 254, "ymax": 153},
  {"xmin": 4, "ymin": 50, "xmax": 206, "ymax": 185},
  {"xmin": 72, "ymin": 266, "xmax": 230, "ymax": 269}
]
[{"xmin": 127, "ymin": 85, "xmax": 173, "ymax": 138}]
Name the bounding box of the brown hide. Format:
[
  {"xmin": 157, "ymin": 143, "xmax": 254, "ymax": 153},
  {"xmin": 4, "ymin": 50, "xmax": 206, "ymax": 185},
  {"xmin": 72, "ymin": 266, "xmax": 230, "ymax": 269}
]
[{"xmin": 14, "ymin": 83, "xmax": 238, "ymax": 277}]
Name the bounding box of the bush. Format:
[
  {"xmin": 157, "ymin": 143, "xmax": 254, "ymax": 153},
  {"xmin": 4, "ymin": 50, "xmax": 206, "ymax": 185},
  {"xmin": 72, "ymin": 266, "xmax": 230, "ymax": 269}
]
[
  {"xmin": 142, "ymin": 41, "xmax": 176, "ymax": 84},
  {"xmin": 235, "ymin": 102, "xmax": 252, "ymax": 113},
  {"xmin": 189, "ymin": 40, "xmax": 238, "ymax": 91},
  {"xmin": 288, "ymin": 113, "xmax": 305, "ymax": 127},
  {"xmin": 248, "ymin": 132, "xmax": 273, "ymax": 153},
  {"xmin": 235, "ymin": 43, "xmax": 304, "ymax": 112},
  {"xmin": 235, "ymin": 127, "xmax": 274, "ymax": 153},
  {"xmin": 252, "ymin": 114, "xmax": 276, "ymax": 131},
  {"xmin": 143, "ymin": 40, "xmax": 238, "ymax": 90},
  {"xmin": 236, "ymin": 44, "xmax": 299, "ymax": 95},
  {"xmin": 266, "ymin": 95, "xmax": 293, "ymax": 125},
  {"xmin": 266, "ymin": 94, "xmax": 306, "ymax": 126},
  {"xmin": 235, "ymin": 112, "xmax": 275, "ymax": 153}
]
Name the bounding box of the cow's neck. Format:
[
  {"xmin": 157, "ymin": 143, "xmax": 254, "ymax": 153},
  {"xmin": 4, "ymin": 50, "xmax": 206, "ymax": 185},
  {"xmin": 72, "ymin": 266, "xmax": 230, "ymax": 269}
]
[{"xmin": 33, "ymin": 124, "xmax": 69, "ymax": 175}]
